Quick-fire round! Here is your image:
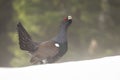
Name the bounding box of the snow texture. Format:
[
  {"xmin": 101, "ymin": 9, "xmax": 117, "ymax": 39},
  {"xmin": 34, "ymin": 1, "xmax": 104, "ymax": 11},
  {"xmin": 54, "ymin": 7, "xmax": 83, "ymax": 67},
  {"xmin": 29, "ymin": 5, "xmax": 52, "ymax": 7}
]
[{"xmin": 0, "ymin": 56, "xmax": 120, "ymax": 80}]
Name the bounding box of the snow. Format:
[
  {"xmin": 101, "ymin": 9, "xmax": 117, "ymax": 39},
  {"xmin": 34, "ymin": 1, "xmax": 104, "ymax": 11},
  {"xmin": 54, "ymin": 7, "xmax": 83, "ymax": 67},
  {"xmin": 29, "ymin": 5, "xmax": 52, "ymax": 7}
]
[{"xmin": 0, "ymin": 56, "xmax": 120, "ymax": 80}]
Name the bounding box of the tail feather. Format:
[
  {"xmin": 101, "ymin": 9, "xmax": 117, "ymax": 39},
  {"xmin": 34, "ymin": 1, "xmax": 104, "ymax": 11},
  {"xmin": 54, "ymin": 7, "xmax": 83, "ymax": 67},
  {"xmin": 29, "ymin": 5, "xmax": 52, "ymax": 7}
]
[{"xmin": 17, "ymin": 22, "xmax": 38, "ymax": 52}]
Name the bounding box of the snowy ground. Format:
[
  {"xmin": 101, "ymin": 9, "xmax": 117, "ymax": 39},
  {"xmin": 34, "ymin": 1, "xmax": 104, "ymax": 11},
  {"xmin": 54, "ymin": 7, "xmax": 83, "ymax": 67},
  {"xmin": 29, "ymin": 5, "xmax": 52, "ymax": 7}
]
[{"xmin": 0, "ymin": 56, "xmax": 120, "ymax": 80}]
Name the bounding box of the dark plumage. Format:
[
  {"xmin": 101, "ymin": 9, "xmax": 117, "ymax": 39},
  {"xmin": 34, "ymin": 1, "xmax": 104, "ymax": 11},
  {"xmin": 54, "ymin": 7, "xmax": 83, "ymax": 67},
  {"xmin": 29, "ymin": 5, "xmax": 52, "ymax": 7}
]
[{"xmin": 17, "ymin": 16, "xmax": 72, "ymax": 64}]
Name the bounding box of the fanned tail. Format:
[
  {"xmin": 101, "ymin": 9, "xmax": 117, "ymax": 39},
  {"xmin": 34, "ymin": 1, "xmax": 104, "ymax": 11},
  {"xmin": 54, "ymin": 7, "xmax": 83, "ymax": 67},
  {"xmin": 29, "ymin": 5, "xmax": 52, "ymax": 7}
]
[{"xmin": 17, "ymin": 22, "xmax": 38, "ymax": 52}]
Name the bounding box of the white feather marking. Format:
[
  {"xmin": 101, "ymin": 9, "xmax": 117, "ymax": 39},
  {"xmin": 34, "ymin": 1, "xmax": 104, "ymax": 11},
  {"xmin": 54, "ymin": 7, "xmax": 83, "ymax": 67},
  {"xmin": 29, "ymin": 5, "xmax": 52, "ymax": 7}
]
[
  {"xmin": 42, "ymin": 59, "xmax": 47, "ymax": 64},
  {"xmin": 55, "ymin": 43, "xmax": 60, "ymax": 47}
]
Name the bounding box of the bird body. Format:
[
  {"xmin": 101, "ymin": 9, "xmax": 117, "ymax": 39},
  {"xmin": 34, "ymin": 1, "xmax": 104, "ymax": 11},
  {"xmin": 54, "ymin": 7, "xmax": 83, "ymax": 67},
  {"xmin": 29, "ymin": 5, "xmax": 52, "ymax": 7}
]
[
  {"xmin": 17, "ymin": 16, "xmax": 72, "ymax": 64},
  {"xmin": 30, "ymin": 41, "xmax": 59, "ymax": 64}
]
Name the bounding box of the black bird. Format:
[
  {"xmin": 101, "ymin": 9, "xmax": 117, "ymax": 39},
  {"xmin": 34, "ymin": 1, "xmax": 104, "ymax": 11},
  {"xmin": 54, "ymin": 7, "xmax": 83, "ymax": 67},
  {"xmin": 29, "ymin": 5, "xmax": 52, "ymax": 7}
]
[{"xmin": 17, "ymin": 16, "xmax": 72, "ymax": 64}]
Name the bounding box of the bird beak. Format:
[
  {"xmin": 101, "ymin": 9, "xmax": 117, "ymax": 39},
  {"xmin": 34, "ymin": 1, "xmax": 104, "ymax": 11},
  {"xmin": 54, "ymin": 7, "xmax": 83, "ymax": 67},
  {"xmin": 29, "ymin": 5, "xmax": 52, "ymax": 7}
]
[{"xmin": 68, "ymin": 16, "xmax": 72, "ymax": 20}]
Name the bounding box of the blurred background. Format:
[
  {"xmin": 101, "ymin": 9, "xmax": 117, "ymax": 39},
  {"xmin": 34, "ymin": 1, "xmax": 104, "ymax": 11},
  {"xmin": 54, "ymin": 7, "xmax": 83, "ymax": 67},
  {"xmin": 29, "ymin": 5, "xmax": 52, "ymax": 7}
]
[{"xmin": 0, "ymin": 0, "xmax": 120, "ymax": 67}]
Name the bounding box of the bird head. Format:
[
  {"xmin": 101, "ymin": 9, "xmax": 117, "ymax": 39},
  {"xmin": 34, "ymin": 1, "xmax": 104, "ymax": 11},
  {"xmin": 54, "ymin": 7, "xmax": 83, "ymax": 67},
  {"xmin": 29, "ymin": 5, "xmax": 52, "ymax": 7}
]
[
  {"xmin": 63, "ymin": 16, "xmax": 72, "ymax": 26},
  {"xmin": 64, "ymin": 16, "xmax": 72, "ymax": 22}
]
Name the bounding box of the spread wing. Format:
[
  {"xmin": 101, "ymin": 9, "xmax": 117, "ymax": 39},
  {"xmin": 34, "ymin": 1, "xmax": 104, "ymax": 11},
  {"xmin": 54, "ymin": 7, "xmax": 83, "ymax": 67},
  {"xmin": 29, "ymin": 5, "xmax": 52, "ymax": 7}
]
[{"xmin": 17, "ymin": 22, "xmax": 38, "ymax": 52}]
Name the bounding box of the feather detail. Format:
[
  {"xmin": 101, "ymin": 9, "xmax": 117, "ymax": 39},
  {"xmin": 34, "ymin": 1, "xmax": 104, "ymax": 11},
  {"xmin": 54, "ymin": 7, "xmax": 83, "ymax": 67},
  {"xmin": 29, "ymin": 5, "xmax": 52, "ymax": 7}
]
[{"xmin": 17, "ymin": 22, "xmax": 38, "ymax": 52}]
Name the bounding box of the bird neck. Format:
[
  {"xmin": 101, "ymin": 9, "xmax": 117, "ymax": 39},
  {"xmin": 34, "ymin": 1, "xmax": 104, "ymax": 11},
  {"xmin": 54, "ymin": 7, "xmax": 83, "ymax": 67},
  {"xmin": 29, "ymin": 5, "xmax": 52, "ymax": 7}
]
[{"xmin": 53, "ymin": 25, "xmax": 68, "ymax": 43}]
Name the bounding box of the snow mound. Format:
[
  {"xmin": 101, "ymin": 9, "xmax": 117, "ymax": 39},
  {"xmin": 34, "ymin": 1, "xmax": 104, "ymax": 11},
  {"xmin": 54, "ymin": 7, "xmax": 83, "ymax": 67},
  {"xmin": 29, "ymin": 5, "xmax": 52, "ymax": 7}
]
[{"xmin": 0, "ymin": 56, "xmax": 120, "ymax": 80}]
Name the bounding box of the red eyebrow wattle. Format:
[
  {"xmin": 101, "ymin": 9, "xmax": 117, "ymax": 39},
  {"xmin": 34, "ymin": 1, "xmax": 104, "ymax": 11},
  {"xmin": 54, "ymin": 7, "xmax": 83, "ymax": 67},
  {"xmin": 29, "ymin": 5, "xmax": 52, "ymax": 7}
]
[{"xmin": 64, "ymin": 17, "xmax": 67, "ymax": 21}]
